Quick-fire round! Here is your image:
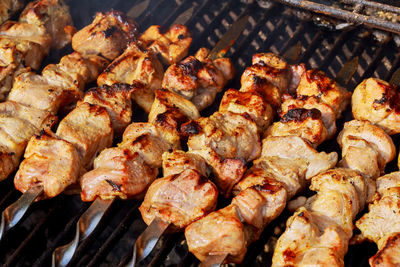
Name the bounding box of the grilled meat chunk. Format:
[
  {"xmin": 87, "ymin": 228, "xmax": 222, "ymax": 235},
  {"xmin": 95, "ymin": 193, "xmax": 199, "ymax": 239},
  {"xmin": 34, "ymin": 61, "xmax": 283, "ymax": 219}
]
[
  {"xmin": 296, "ymin": 69, "xmax": 351, "ymax": 118},
  {"xmin": 72, "ymin": 10, "xmax": 138, "ymax": 60},
  {"xmin": 182, "ymin": 111, "xmax": 260, "ymax": 197},
  {"xmin": 0, "ymin": 0, "xmax": 24, "ymax": 24},
  {"xmin": 266, "ymin": 108, "xmax": 328, "ymax": 147},
  {"xmin": 56, "ymin": 102, "xmax": 113, "ymax": 169},
  {"xmin": 14, "ymin": 131, "xmax": 81, "ymax": 198},
  {"xmin": 356, "ymin": 172, "xmax": 400, "ymax": 267},
  {"xmin": 139, "ymin": 24, "xmax": 191, "ymax": 65},
  {"xmin": 80, "ymin": 149, "xmax": 157, "ymax": 201},
  {"xmin": 219, "ymin": 88, "xmax": 273, "ymax": 133},
  {"xmin": 352, "ymin": 78, "xmax": 400, "ymax": 135},
  {"xmin": 272, "ymin": 168, "xmax": 373, "ymax": 267},
  {"xmin": 81, "ymin": 83, "xmax": 138, "ymax": 135},
  {"xmin": 281, "ymin": 94, "xmax": 337, "ymax": 139},
  {"xmin": 140, "ymin": 169, "xmax": 218, "ymax": 229},
  {"xmin": 337, "ymin": 120, "xmax": 395, "ymax": 178},
  {"xmin": 0, "ymin": 64, "xmax": 28, "ymax": 100},
  {"xmin": 97, "ymin": 43, "xmax": 163, "ymax": 113},
  {"xmin": 162, "ymin": 47, "xmax": 234, "ymax": 111},
  {"xmin": 162, "ymin": 149, "xmax": 208, "ymax": 178},
  {"xmin": 19, "ymin": 0, "xmax": 75, "ymax": 50}
]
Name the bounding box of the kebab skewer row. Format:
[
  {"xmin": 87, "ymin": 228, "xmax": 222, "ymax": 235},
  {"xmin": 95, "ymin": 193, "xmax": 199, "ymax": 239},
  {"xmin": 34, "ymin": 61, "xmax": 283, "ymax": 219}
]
[
  {"xmin": 271, "ymin": 78, "xmax": 398, "ymax": 266},
  {"xmin": 0, "ymin": 10, "xmax": 140, "ymax": 239},
  {"xmin": 184, "ymin": 60, "xmax": 353, "ymax": 265},
  {"xmin": 0, "ymin": 0, "xmax": 76, "ymax": 100}
]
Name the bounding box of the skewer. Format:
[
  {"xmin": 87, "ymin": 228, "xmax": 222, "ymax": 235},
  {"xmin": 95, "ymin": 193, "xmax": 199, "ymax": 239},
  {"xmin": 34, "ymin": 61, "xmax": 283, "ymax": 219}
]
[
  {"xmin": 124, "ymin": 13, "xmax": 249, "ymax": 267},
  {"xmin": 0, "ymin": 10, "xmax": 139, "ymax": 243},
  {"xmin": 199, "ymin": 254, "xmax": 228, "ymax": 267},
  {"xmin": 50, "ymin": 6, "xmax": 199, "ymax": 267}
]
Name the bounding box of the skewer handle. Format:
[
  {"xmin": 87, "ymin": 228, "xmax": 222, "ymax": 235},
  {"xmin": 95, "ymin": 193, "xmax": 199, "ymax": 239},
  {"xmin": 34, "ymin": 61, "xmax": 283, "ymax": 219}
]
[
  {"xmin": 200, "ymin": 253, "xmax": 229, "ymax": 267},
  {"xmin": 125, "ymin": 218, "xmax": 171, "ymax": 267},
  {"xmin": 52, "ymin": 198, "xmax": 114, "ymax": 267},
  {"xmin": 0, "ymin": 185, "xmax": 43, "ymax": 240}
]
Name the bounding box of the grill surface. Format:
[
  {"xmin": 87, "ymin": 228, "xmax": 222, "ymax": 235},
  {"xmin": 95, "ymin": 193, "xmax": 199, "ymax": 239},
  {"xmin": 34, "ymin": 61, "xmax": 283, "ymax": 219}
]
[{"xmin": 2, "ymin": 0, "xmax": 400, "ymax": 266}]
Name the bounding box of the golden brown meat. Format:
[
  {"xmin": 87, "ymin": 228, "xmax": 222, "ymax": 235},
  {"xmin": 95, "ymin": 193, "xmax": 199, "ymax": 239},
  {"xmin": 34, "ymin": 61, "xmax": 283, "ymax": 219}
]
[
  {"xmin": 14, "ymin": 131, "xmax": 81, "ymax": 198},
  {"xmin": 56, "ymin": 102, "xmax": 113, "ymax": 169},
  {"xmin": 352, "ymin": 78, "xmax": 400, "ymax": 135},
  {"xmin": 19, "ymin": 0, "xmax": 75, "ymax": 50},
  {"xmin": 97, "ymin": 43, "xmax": 163, "ymax": 113},
  {"xmin": 182, "ymin": 111, "xmax": 261, "ymax": 197},
  {"xmin": 162, "ymin": 47, "xmax": 234, "ymax": 111},
  {"xmin": 72, "ymin": 10, "xmax": 138, "ymax": 60},
  {"xmin": 266, "ymin": 108, "xmax": 328, "ymax": 147},
  {"xmin": 355, "ymin": 172, "xmax": 400, "ymax": 267},
  {"xmin": 0, "ymin": 0, "xmax": 24, "ymax": 25},
  {"xmin": 219, "ymin": 88, "xmax": 273, "ymax": 133},
  {"xmin": 296, "ymin": 69, "xmax": 351, "ymax": 118},
  {"xmin": 139, "ymin": 24, "xmax": 191, "ymax": 65},
  {"xmin": 162, "ymin": 149, "xmax": 208, "ymax": 178},
  {"xmin": 281, "ymin": 94, "xmax": 337, "ymax": 139},
  {"xmin": 139, "ymin": 169, "xmax": 218, "ymax": 229},
  {"xmin": 337, "ymin": 120, "xmax": 395, "ymax": 178},
  {"xmin": 272, "ymin": 168, "xmax": 373, "ymax": 267}
]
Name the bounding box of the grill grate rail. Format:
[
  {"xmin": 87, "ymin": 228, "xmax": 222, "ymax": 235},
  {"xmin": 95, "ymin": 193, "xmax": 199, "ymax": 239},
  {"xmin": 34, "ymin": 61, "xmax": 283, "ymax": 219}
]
[{"xmin": 1, "ymin": 0, "xmax": 400, "ymax": 266}]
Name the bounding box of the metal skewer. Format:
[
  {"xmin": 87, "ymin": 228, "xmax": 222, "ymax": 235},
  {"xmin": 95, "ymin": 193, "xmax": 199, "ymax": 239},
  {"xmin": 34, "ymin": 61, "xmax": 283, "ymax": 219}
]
[
  {"xmin": 0, "ymin": 185, "xmax": 43, "ymax": 240},
  {"xmin": 123, "ymin": 13, "xmax": 250, "ymax": 267},
  {"xmin": 200, "ymin": 254, "xmax": 229, "ymax": 267}
]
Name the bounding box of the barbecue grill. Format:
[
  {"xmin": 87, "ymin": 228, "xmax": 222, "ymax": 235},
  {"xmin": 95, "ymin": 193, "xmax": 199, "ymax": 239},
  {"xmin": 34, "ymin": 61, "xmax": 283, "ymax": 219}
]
[{"xmin": 1, "ymin": 0, "xmax": 400, "ymax": 266}]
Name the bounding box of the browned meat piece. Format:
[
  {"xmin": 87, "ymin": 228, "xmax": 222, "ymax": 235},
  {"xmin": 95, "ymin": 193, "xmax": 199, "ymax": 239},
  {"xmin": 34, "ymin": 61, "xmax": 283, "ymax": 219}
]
[
  {"xmin": 219, "ymin": 88, "xmax": 273, "ymax": 133},
  {"xmin": 14, "ymin": 131, "xmax": 81, "ymax": 198},
  {"xmin": 355, "ymin": 172, "xmax": 400, "ymax": 267},
  {"xmin": 162, "ymin": 149, "xmax": 208, "ymax": 178},
  {"xmin": 0, "ymin": 64, "xmax": 29, "ymax": 100},
  {"xmin": 56, "ymin": 102, "xmax": 113, "ymax": 169},
  {"xmin": 352, "ymin": 78, "xmax": 400, "ymax": 135},
  {"xmin": 266, "ymin": 108, "xmax": 328, "ymax": 147},
  {"xmin": 337, "ymin": 120, "xmax": 395, "ymax": 178},
  {"xmin": 162, "ymin": 47, "xmax": 234, "ymax": 111},
  {"xmin": 296, "ymin": 69, "xmax": 351, "ymax": 118},
  {"xmin": 139, "ymin": 24, "xmax": 192, "ymax": 65},
  {"xmin": 80, "ymin": 148, "xmax": 157, "ymax": 201},
  {"xmin": 281, "ymin": 94, "xmax": 337, "ymax": 139},
  {"xmin": 240, "ymin": 53, "xmax": 291, "ymax": 107},
  {"xmin": 182, "ymin": 111, "xmax": 260, "ymax": 197},
  {"xmin": 72, "ymin": 10, "xmax": 138, "ymax": 60},
  {"xmin": 81, "ymin": 83, "xmax": 139, "ymax": 135},
  {"xmin": 97, "ymin": 43, "xmax": 163, "ymax": 112},
  {"xmin": 0, "ymin": 0, "xmax": 24, "ymax": 24},
  {"xmin": 272, "ymin": 168, "xmax": 373, "ymax": 267},
  {"xmin": 8, "ymin": 52, "xmax": 108, "ymax": 114},
  {"xmin": 19, "ymin": 0, "xmax": 76, "ymax": 50},
  {"xmin": 139, "ymin": 169, "xmax": 218, "ymax": 229}
]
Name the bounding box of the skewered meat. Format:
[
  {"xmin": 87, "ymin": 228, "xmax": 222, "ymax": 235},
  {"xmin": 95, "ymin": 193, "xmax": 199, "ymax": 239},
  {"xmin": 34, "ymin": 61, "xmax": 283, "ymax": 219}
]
[
  {"xmin": 8, "ymin": 52, "xmax": 108, "ymax": 114},
  {"xmin": 182, "ymin": 111, "xmax": 260, "ymax": 197},
  {"xmin": 162, "ymin": 47, "xmax": 234, "ymax": 111},
  {"xmin": 296, "ymin": 69, "xmax": 351, "ymax": 118},
  {"xmin": 162, "ymin": 149, "xmax": 208, "ymax": 178},
  {"xmin": 266, "ymin": 108, "xmax": 328, "ymax": 147},
  {"xmin": 281, "ymin": 94, "xmax": 337, "ymax": 138},
  {"xmin": 139, "ymin": 168, "xmax": 218, "ymax": 229},
  {"xmin": 219, "ymin": 88, "xmax": 273, "ymax": 132},
  {"xmin": 355, "ymin": 172, "xmax": 400, "ymax": 267},
  {"xmin": 272, "ymin": 168, "xmax": 374, "ymax": 267},
  {"xmin": 72, "ymin": 10, "xmax": 138, "ymax": 60},
  {"xmin": 337, "ymin": 120, "xmax": 395, "ymax": 178},
  {"xmin": 0, "ymin": 0, "xmax": 24, "ymax": 25},
  {"xmin": 139, "ymin": 24, "xmax": 191, "ymax": 65},
  {"xmin": 97, "ymin": 42, "xmax": 163, "ymax": 112},
  {"xmin": 352, "ymin": 78, "xmax": 400, "ymax": 135}
]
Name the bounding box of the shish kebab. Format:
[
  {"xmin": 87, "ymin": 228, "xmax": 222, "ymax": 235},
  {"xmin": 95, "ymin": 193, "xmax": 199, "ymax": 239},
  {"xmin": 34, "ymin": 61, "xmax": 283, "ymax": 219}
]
[
  {"xmin": 271, "ymin": 78, "xmax": 399, "ymax": 266},
  {"xmin": 0, "ymin": 10, "xmax": 140, "ymax": 239},
  {"xmin": 52, "ymin": 12, "xmax": 240, "ymax": 267},
  {"xmin": 183, "ymin": 58, "xmax": 352, "ymax": 265},
  {"xmin": 0, "ymin": 0, "xmax": 75, "ymax": 100}
]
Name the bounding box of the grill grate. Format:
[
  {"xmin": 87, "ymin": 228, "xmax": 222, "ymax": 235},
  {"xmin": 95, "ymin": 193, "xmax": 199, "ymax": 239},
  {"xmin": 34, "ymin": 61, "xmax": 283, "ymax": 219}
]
[{"xmin": 1, "ymin": 0, "xmax": 400, "ymax": 266}]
